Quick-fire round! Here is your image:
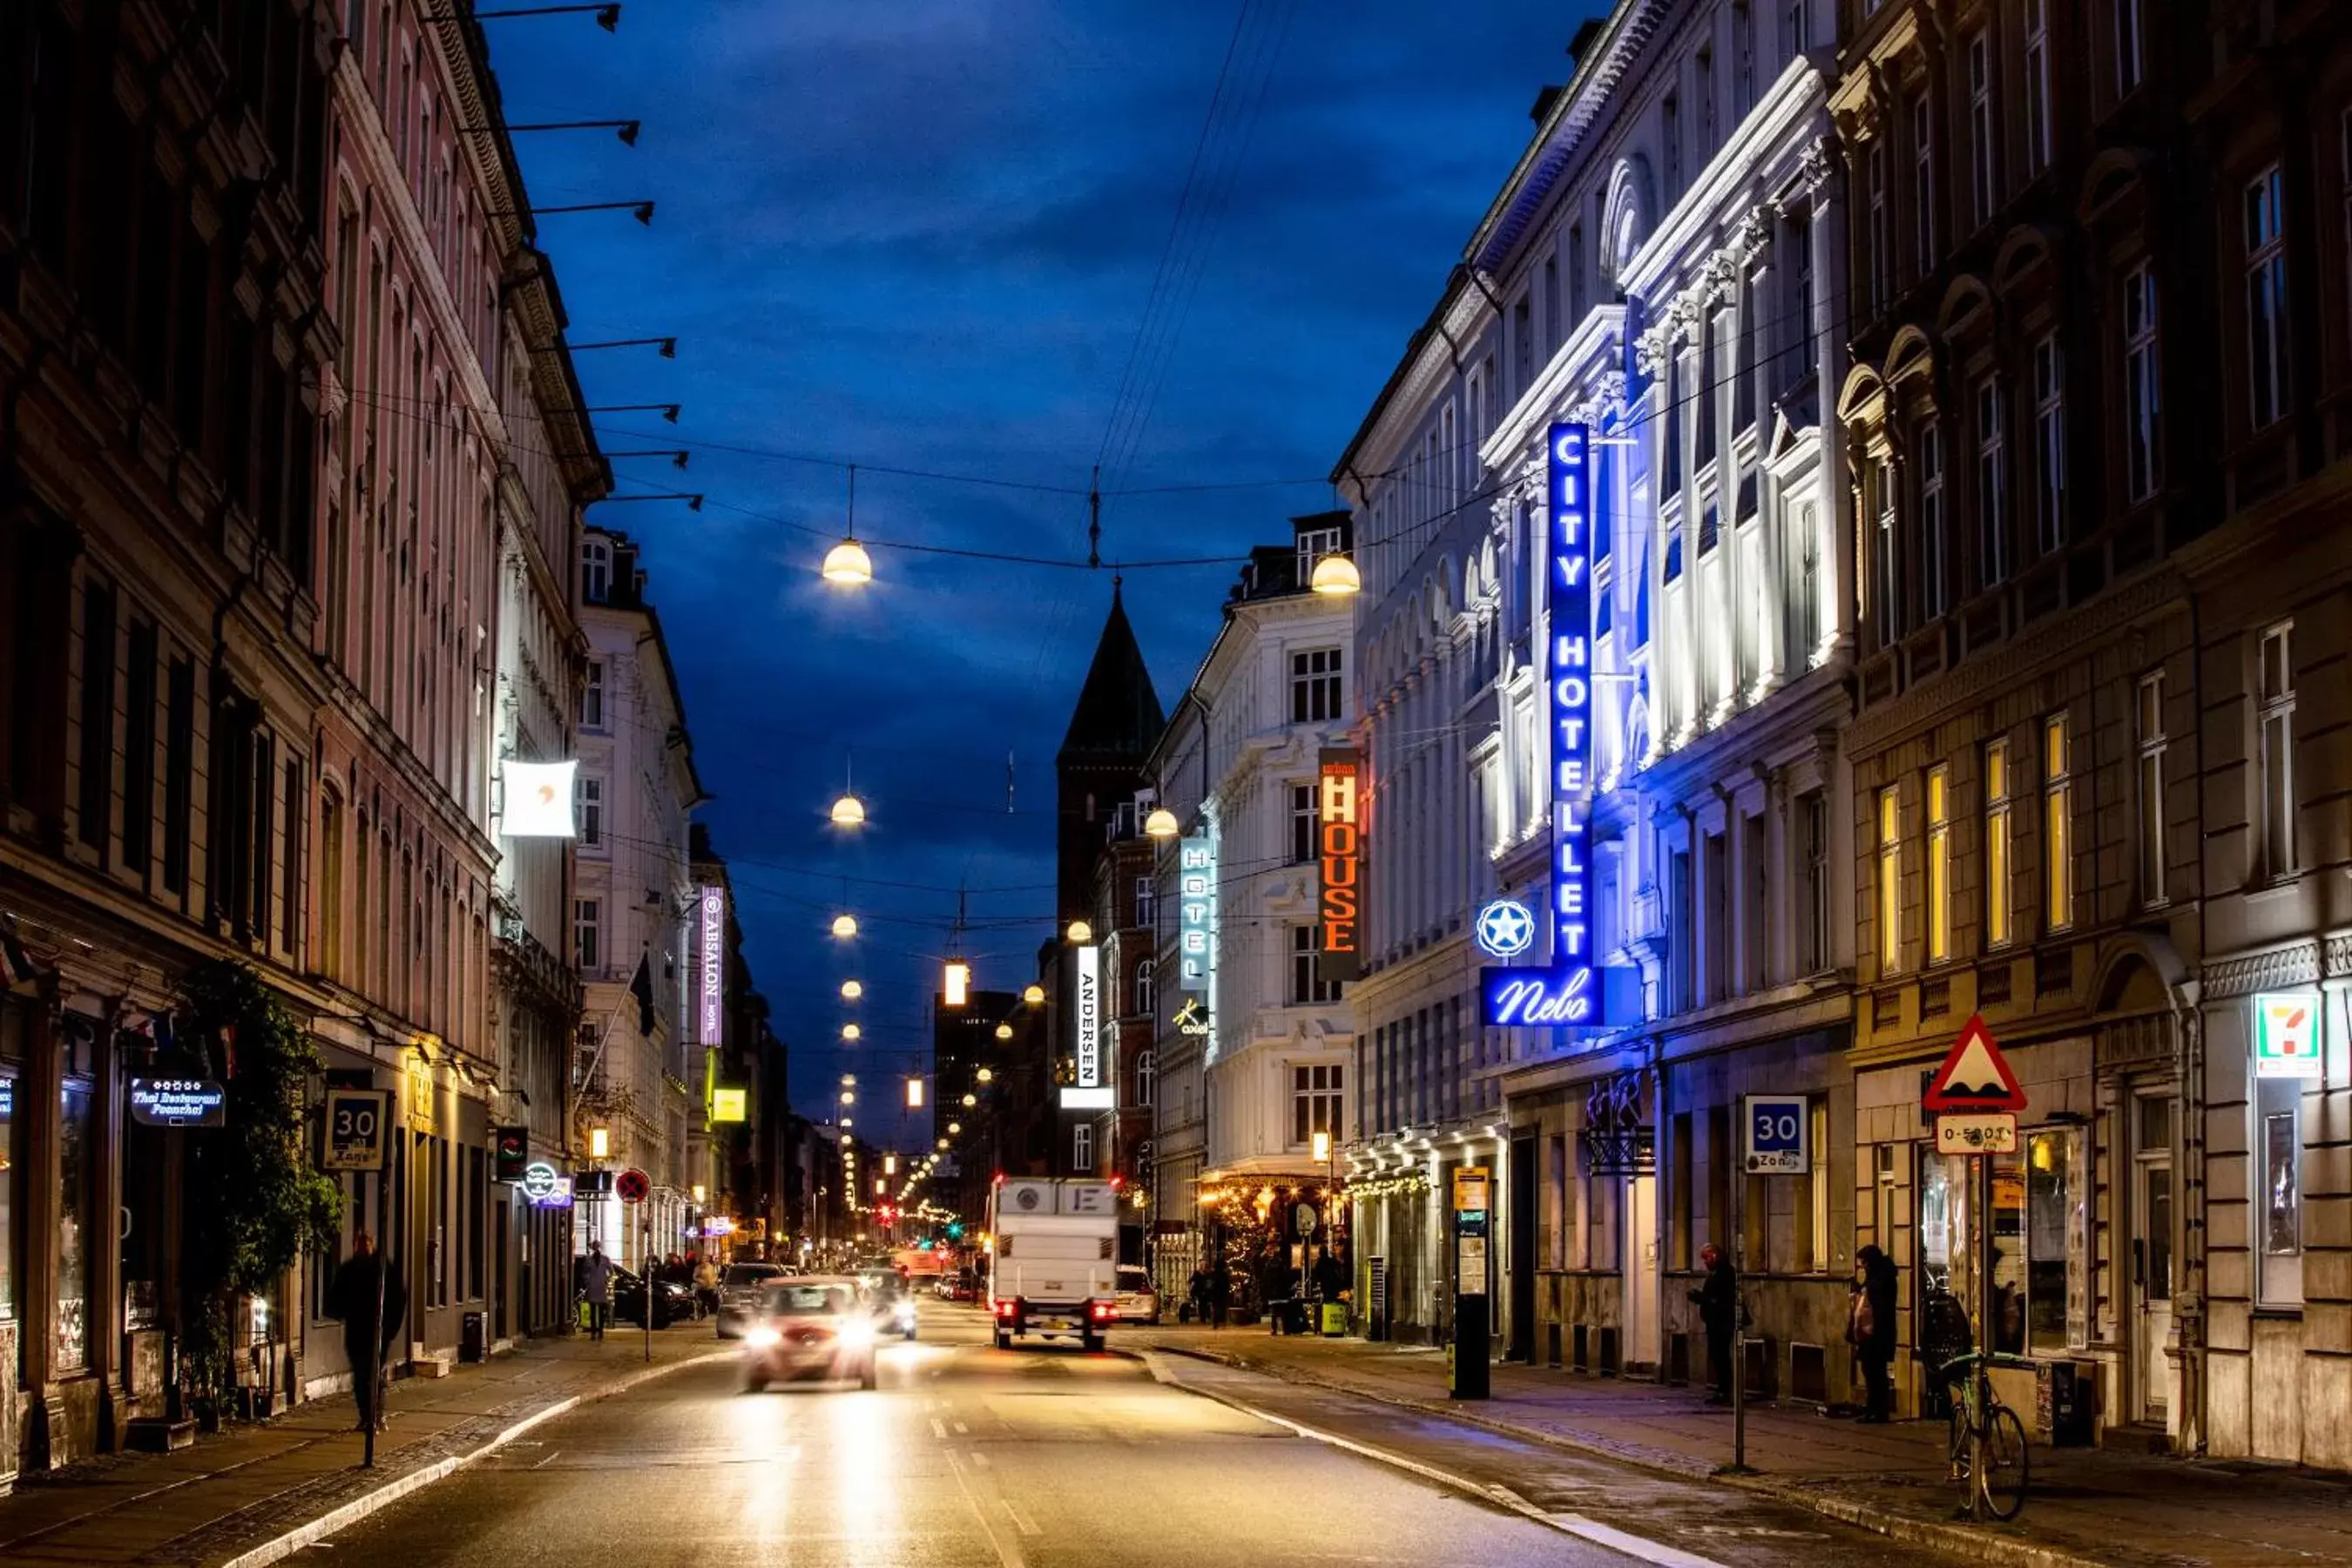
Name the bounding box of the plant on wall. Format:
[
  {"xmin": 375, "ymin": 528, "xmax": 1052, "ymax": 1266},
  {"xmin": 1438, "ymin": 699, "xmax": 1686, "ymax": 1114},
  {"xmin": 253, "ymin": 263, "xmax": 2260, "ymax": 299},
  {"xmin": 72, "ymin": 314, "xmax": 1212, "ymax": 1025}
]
[{"xmin": 175, "ymin": 959, "xmax": 342, "ymax": 1413}]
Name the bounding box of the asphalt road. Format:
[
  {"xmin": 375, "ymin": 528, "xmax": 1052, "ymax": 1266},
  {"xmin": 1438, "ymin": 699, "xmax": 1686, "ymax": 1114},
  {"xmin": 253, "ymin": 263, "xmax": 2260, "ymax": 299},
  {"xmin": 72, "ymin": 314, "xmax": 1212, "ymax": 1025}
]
[{"xmin": 310, "ymin": 1301, "xmax": 1950, "ymax": 1568}]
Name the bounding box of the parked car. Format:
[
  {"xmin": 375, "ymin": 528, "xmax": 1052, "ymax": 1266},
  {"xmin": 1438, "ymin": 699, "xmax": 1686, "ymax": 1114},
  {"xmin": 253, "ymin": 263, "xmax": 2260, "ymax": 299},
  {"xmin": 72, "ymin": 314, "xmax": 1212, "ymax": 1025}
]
[
  {"xmin": 1114, "ymin": 1265, "xmax": 1160, "ymax": 1324},
  {"xmin": 715, "ymin": 1262, "xmax": 788, "ymax": 1339},
  {"xmin": 612, "ymin": 1265, "xmax": 693, "ymax": 1328},
  {"xmin": 737, "ymin": 1277, "xmax": 878, "ymax": 1392}
]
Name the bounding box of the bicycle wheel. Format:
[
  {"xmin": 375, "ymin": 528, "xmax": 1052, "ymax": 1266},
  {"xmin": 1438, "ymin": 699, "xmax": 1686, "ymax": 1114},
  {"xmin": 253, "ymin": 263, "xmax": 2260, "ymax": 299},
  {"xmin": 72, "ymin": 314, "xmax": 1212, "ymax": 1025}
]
[{"xmin": 1977, "ymin": 1403, "xmax": 2031, "ymax": 1521}]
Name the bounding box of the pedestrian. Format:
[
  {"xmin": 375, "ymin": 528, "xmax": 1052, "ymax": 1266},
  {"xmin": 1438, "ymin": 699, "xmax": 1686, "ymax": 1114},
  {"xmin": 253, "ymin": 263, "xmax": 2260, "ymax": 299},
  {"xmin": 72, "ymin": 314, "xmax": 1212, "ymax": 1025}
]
[
  {"xmin": 1208, "ymin": 1260, "xmax": 1231, "ymax": 1330},
  {"xmin": 1186, "ymin": 1264, "xmax": 1210, "ymax": 1325},
  {"xmin": 694, "ymin": 1254, "xmax": 721, "ymax": 1319},
  {"xmin": 1851, "ymin": 1244, "xmax": 1899, "ymax": 1422},
  {"xmin": 1312, "ymin": 1247, "xmax": 1345, "ymax": 1305},
  {"xmin": 1689, "ymin": 1242, "xmax": 1740, "ymax": 1405},
  {"xmin": 326, "ymin": 1231, "xmax": 408, "ymax": 1433},
  {"xmin": 579, "ymin": 1239, "xmax": 617, "ymax": 1342}
]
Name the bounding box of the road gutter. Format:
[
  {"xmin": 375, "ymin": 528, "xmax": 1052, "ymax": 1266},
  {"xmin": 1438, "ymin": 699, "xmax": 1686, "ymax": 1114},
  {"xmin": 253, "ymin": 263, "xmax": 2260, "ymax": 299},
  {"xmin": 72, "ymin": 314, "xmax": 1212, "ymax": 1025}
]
[
  {"xmin": 1138, "ymin": 1344, "xmax": 2111, "ymax": 1568},
  {"xmin": 214, "ymin": 1349, "xmax": 733, "ymax": 1568}
]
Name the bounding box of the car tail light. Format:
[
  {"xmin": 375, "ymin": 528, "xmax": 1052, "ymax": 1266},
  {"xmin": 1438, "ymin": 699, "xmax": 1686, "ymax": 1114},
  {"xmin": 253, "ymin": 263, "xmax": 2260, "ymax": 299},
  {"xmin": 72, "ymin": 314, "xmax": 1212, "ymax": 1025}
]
[
  {"xmin": 1090, "ymin": 1301, "xmax": 1113, "ymax": 1321},
  {"xmin": 993, "ymin": 1298, "xmax": 1017, "ymax": 1318}
]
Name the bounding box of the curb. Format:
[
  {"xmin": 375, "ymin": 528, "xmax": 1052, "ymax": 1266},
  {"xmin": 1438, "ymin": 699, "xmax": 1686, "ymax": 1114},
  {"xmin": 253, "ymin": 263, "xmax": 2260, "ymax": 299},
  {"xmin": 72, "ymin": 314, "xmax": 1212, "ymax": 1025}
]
[
  {"xmin": 215, "ymin": 1349, "xmax": 733, "ymax": 1568},
  {"xmin": 1139, "ymin": 1341, "xmax": 2112, "ymax": 1568}
]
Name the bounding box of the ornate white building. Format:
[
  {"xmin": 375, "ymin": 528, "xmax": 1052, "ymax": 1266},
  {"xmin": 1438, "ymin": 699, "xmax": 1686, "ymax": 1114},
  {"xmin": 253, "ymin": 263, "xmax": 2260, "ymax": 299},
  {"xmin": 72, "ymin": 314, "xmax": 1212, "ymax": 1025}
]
[
  {"xmin": 1146, "ymin": 519, "xmax": 1358, "ymax": 1308},
  {"xmin": 1335, "ymin": 0, "xmax": 1855, "ymax": 1379}
]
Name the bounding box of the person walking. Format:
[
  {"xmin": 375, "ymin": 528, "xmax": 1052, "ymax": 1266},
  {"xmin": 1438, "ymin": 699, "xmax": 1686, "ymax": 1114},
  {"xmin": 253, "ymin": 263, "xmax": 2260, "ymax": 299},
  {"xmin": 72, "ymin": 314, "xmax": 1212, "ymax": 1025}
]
[
  {"xmin": 1186, "ymin": 1264, "xmax": 1210, "ymax": 1325},
  {"xmin": 693, "ymin": 1254, "xmax": 721, "ymax": 1320},
  {"xmin": 326, "ymin": 1232, "xmax": 408, "ymax": 1433},
  {"xmin": 1851, "ymin": 1244, "xmax": 1900, "ymax": 1422},
  {"xmin": 1208, "ymin": 1259, "xmax": 1232, "ymax": 1330},
  {"xmin": 1690, "ymin": 1242, "xmax": 1740, "ymax": 1405},
  {"xmin": 579, "ymin": 1239, "xmax": 617, "ymax": 1342}
]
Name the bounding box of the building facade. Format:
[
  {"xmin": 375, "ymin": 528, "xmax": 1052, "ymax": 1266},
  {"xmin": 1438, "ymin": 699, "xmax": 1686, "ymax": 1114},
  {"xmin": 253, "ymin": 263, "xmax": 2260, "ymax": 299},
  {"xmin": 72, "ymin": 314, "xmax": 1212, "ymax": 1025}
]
[
  {"xmin": 1836, "ymin": 0, "xmax": 2352, "ymax": 1460},
  {"xmin": 572, "ymin": 526, "xmax": 703, "ymax": 1271},
  {"xmin": 1146, "ymin": 524, "xmax": 1359, "ymax": 1313}
]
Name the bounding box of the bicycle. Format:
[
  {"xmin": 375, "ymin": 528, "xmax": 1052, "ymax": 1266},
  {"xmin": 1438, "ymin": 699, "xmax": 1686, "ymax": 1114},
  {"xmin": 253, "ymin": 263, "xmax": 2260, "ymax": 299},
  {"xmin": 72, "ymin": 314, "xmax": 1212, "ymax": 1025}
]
[{"xmin": 1937, "ymin": 1350, "xmax": 2030, "ymax": 1521}]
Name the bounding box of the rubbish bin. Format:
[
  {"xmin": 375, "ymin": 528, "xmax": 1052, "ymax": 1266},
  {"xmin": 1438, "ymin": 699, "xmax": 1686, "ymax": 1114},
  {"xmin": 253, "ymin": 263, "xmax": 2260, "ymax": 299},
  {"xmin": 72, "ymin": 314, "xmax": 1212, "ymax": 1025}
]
[
  {"xmin": 1321, "ymin": 1301, "xmax": 1347, "ymax": 1337},
  {"xmin": 460, "ymin": 1310, "xmax": 487, "ymax": 1363},
  {"xmin": 2035, "ymin": 1359, "xmax": 2093, "ymax": 1445}
]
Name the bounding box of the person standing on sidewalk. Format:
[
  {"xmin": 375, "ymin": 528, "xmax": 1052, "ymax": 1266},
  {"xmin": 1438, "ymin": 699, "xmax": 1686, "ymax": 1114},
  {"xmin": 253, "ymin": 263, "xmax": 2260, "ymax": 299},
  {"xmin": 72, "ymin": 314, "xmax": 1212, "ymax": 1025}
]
[
  {"xmin": 1690, "ymin": 1243, "xmax": 1739, "ymax": 1405},
  {"xmin": 326, "ymin": 1232, "xmax": 408, "ymax": 1433},
  {"xmin": 579, "ymin": 1240, "xmax": 616, "ymax": 1342},
  {"xmin": 1208, "ymin": 1260, "xmax": 1231, "ymax": 1329},
  {"xmin": 1851, "ymin": 1245, "xmax": 1899, "ymax": 1423}
]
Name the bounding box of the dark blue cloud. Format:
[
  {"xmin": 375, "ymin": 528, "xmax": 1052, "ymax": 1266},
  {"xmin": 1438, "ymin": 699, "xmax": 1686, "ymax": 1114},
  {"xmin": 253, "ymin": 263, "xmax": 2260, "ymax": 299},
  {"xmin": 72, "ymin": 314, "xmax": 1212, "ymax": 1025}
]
[{"xmin": 485, "ymin": 0, "xmax": 1599, "ymax": 1150}]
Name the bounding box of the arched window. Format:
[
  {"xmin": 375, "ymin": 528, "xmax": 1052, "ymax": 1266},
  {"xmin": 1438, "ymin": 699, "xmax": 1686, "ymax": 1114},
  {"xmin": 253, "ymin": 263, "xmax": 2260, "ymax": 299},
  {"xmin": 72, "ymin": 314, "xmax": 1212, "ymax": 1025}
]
[
  {"xmin": 1133, "ymin": 959, "xmax": 1155, "ymax": 1018},
  {"xmin": 1135, "ymin": 1051, "xmax": 1155, "ymax": 1108}
]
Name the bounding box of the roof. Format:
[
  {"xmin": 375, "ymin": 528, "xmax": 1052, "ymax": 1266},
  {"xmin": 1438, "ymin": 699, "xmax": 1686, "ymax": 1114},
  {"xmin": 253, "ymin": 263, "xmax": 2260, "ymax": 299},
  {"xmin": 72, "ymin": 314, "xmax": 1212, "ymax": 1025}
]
[{"xmin": 1057, "ymin": 583, "xmax": 1166, "ymax": 763}]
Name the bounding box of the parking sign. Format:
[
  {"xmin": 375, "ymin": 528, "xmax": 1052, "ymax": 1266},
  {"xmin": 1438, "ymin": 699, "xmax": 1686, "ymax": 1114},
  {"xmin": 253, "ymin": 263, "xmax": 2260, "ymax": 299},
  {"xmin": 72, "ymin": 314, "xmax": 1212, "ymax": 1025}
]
[{"xmin": 1742, "ymin": 1094, "xmax": 1810, "ymax": 1174}]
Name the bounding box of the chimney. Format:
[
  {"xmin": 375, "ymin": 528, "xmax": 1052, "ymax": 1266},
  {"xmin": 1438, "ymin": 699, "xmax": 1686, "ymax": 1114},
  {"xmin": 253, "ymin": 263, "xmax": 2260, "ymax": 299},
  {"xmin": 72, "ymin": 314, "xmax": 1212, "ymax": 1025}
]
[
  {"xmin": 1567, "ymin": 18, "xmax": 1605, "ymax": 66},
  {"xmin": 1530, "ymin": 84, "xmax": 1563, "ymax": 125}
]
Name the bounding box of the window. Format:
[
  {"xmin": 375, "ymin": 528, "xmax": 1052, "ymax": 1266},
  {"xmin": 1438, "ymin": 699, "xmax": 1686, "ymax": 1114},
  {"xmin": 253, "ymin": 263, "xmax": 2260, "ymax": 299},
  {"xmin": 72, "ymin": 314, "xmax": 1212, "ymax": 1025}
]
[
  {"xmin": 164, "ymin": 654, "xmax": 193, "ymax": 893},
  {"xmin": 1912, "ymin": 95, "xmax": 1936, "ymax": 278},
  {"xmin": 2121, "ymin": 265, "xmax": 2161, "ymax": 504},
  {"xmin": 1967, "ymin": 31, "xmax": 1996, "ymax": 227},
  {"xmin": 577, "ymin": 774, "xmax": 603, "ymax": 848},
  {"xmin": 2256, "ymin": 1073, "xmax": 2302, "ymax": 1308},
  {"xmin": 1989, "ymin": 1126, "xmax": 2088, "ymax": 1354},
  {"xmin": 1918, "ymin": 422, "xmax": 1948, "ymax": 618},
  {"xmin": 2258, "ymin": 622, "xmax": 2295, "ymax": 878},
  {"xmin": 1927, "ymin": 765, "xmax": 1952, "ymax": 964},
  {"xmin": 2023, "ymin": 0, "xmax": 2052, "ymax": 174},
  {"xmin": 2244, "ymin": 166, "xmax": 2289, "ymax": 429},
  {"xmin": 1132, "ymin": 958, "xmax": 1155, "ymax": 1018},
  {"xmin": 1071, "ymin": 1123, "xmax": 1093, "ymax": 1172},
  {"xmin": 1135, "ymin": 1050, "xmax": 1153, "ymax": 1109},
  {"xmin": 2136, "ymin": 672, "xmax": 2166, "ymax": 906},
  {"xmin": 1568, "ymin": 222, "xmax": 1586, "ymax": 322},
  {"xmin": 2041, "ymin": 714, "xmax": 2078, "ymax": 930},
  {"xmin": 1662, "ymin": 93, "xmax": 1680, "ymax": 201},
  {"xmin": 78, "ymin": 579, "xmax": 118, "ymax": 854},
  {"xmin": 1985, "ymin": 738, "xmax": 2013, "ymax": 948},
  {"xmin": 1866, "ymin": 140, "xmax": 1891, "ymax": 307},
  {"xmin": 1290, "ymin": 782, "xmax": 1318, "ymax": 865},
  {"xmin": 1798, "ymin": 790, "xmax": 1828, "ymax": 974},
  {"xmin": 1291, "ymin": 925, "xmax": 1341, "ymax": 1005},
  {"xmin": 2030, "ymin": 335, "xmax": 2065, "ymax": 555},
  {"xmin": 1873, "ymin": 456, "xmax": 1900, "ymax": 641},
  {"xmin": 2343, "ymin": 112, "xmax": 2352, "ymax": 357},
  {"xmin": 1290, "ymin": 648, "xmax": 1342, "ymax": 724},
  {"xmin": 581, "ymin": 537, "xmax": 612, "ymax": 604},
  {"xmin": 582, "ymin": 660, "xmax": 605, "ymax": 728},
  {"xmin": 1666, "ymin": 352, "xmax": 1688, "ymax": 493},
  {"xmin": 1781, "ymin": 211, "xmax": 1813, "ymax": 392},
  {"xmin": 1695, "ymin": 47, "xmax": 1715, "ymax": 159},
  {"xmin": 1876, "ymin": 786, "xmax": 1903, "ymax": 975},
  {"xmin": 1734, "ymin": 3, "xmax": 1755, "ymax": 115},
  {"xmin": 573, "ymin": 898, "xmax": 600, "ymax": 972},
  {"xmin": 2114, "ymin": 0, "xmax": 2145, "ymax": 96},
  {"xmin": 1781, "ymin": 0, "xmax": 1808, "ymax": 60},
  {"xmin": 1976, "ymin": 378, "xmax": 2008, "ymax": 586},
  {"xmin": 1293, "ymin": 1063, "xmax": 1343, "ymax": 1144},
  {"xmin": 1134, "ymin": 876, "xmax": 1156, "ymax": 929}
]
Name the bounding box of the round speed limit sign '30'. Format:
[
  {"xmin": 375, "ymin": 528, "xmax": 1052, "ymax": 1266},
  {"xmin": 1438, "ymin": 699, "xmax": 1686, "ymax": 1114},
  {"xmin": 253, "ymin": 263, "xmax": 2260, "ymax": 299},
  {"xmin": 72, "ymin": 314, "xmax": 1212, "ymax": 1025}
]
[{"xmin": 615, "ymin": 1167, "xmax": 651, "ymax": 1204}]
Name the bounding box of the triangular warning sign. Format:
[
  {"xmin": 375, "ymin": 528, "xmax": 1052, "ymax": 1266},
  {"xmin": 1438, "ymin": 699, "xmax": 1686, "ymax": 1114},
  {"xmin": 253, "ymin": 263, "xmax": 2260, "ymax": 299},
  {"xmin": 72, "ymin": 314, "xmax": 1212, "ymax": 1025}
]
[{"xmin": 1923, "ymin": 1014, "xmax": 2028, "ymax": 1113}]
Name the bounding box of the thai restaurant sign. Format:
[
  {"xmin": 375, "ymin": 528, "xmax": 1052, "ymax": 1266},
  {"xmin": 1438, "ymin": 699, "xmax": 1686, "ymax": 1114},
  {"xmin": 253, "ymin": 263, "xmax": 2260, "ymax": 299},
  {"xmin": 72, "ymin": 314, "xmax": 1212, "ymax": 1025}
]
[{"xmin": 1317, "ymin": 749, "xmax": 1362, "ymax": 983}]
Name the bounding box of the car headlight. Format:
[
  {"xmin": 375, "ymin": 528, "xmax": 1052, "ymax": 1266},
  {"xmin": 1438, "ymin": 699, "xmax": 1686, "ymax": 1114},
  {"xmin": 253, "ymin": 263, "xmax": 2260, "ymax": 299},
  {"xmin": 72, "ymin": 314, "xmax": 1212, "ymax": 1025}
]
[
  {"xmin": 838, "ymin": 1318, "xmax": 875, "ymax": 1348},
  {"xmin": 744, "ymin": 1326, "xmax": 781, "ymax": 1349},
  {"xmin": 896, "ymin": 1301, "xmax": 917, "ymax": 1324}
]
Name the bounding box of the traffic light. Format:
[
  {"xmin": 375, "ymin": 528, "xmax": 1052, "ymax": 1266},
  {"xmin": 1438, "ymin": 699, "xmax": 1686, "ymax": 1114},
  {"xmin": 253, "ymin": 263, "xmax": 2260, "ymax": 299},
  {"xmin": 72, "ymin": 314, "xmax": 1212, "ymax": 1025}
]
[{"xmin": 494, "ymin": 1126, "xmax": 529, "ymax": 1183}]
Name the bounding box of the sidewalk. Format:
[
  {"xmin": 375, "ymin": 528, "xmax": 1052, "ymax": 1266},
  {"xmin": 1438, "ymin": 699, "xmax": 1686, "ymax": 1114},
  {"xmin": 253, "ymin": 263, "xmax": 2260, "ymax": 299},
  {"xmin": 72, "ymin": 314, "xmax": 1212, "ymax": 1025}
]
[
  {"xmin": 1128, "ymin": 1323, "xmax": 2352, "ymax": 1568},
  {"xmin": 0, "ymin": 1328, "xmax": 728, "ymax": 1567}
]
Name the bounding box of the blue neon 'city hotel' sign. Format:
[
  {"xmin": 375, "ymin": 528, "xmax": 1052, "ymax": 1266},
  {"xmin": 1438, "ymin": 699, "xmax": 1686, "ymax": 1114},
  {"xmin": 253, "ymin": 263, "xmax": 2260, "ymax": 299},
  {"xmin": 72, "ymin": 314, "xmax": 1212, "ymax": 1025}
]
[{"xmin": 1482, "ymin": 421, "xmax": 1609, "ymax": 1030}]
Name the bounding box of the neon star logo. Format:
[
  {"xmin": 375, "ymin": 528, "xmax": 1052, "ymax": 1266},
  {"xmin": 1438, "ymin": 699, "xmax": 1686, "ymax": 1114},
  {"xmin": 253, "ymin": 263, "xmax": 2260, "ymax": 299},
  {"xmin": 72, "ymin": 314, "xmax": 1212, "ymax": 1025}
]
[{"xmin": 1474, "ymin": 899, "xmax": 1536, "ymax": 959}]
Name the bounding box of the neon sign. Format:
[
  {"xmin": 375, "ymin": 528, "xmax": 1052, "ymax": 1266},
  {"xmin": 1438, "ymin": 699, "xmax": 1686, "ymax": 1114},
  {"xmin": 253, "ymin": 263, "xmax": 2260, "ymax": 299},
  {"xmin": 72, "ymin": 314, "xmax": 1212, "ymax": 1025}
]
[
  {"xmin": 699, "ymin": 884, "xmax": 726, "ymax": 1044},
  {"xmin": 1317, "ymin": 749, "xmax": 1362, "ymax": 982},
  {"xmin": 1482, "ymin": 421, "xmax": 1608, "ymax": 1029},
  {"xmin": 1178, "ymin": 837, "xmax": 1212, "ymax": 992}
]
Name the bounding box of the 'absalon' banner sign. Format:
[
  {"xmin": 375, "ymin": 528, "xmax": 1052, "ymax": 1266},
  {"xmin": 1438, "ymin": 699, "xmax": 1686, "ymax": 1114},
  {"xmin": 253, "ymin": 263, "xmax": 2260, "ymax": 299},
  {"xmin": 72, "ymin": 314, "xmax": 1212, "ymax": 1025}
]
[
  {"xmin": 1317, "ymin": 749, "xmax": 1363, "ymax": 983},
  {"xmin": 699, "ymin": 885, "xmax": 727, "ymax": 1045}
]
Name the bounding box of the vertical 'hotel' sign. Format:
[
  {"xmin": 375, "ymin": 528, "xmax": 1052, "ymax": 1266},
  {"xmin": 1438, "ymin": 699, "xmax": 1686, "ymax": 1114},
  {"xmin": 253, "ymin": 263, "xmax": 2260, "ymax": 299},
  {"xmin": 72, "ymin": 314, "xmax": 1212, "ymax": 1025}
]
[
  {"xmin": 1318, "ymin": 750, "xmax": 1362, "ymax": 983},
  {"xmin": 1481, "ymin": 422, "xmax": 1604, "ymax": 1028}
]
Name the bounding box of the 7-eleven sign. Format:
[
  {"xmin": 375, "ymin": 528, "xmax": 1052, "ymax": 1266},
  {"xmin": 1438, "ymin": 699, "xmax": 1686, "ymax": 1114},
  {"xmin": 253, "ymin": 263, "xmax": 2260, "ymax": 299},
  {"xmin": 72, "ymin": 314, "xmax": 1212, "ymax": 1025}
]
[{"xmin": 2254, "ymin": 994, "xmax": 2324, "ymax": 1080}]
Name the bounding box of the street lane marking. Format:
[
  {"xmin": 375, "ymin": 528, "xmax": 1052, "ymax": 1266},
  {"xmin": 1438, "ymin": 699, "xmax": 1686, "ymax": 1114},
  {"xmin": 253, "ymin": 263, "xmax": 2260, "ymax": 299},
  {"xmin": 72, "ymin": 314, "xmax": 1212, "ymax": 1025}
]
[
  {"xmin": 931, "ymin": 1418, "xmax": 949, "ymax": 1440},
  {"xmin": 531, "ymin": 1450, "xmax": 562, "ymax": 1470},
  {"xmin": 1150, "ymin": 1361, "xmax": 1730, "ymax": 1568},
  {"xmin": 969, "ymin": 1450, "xmax": 991, "ymax": 1468},
  {"xmin": 1000, "ymin": 1501, "xmax": 1042, "ymax": 1537},
  {"xmin": 943, "ymin": 1448, "xmax": 1028, "ymax": 1568},
  {"xmin": 954, "ymin": 1421, "xmax": 970, "ymax": 1434}
]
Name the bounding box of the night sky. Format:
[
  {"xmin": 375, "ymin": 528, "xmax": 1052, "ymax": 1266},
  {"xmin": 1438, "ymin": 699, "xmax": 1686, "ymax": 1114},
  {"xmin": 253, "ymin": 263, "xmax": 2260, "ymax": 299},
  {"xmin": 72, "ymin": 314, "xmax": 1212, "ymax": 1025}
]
[{"xmin": 483, "ymin": 0, "xmax": 1599, "ymax": 1153}]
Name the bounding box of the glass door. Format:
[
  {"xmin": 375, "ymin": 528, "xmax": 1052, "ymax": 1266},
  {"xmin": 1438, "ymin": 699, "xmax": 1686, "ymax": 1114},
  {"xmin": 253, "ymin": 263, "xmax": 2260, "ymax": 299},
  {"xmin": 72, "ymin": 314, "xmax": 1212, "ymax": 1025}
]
[{"xmin": 2132, "ymin": 1092, "xmax": 2174, "ymax": 1423}]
